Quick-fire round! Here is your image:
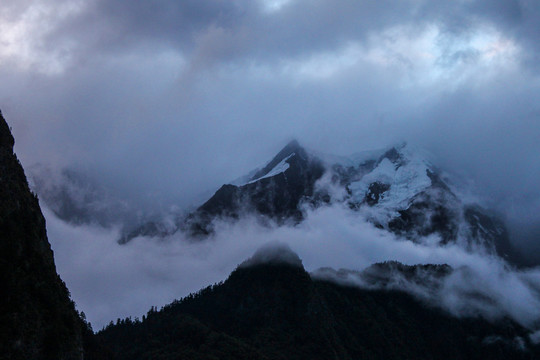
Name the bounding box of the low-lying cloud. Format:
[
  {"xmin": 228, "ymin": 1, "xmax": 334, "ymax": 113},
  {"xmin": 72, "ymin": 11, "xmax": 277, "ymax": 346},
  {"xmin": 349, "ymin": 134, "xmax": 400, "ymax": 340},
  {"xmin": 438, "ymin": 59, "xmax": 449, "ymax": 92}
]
[{"xmin": 45, "ymin": 201, "xmax": 540, "ymax": 336}]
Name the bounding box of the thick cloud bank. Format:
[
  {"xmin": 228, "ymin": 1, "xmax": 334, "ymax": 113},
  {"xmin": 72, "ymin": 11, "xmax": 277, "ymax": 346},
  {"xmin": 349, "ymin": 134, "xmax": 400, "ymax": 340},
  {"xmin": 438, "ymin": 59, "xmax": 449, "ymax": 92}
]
[{"xmin": 45, "ymin": 202, "xmax": 540, "ymax": 338}]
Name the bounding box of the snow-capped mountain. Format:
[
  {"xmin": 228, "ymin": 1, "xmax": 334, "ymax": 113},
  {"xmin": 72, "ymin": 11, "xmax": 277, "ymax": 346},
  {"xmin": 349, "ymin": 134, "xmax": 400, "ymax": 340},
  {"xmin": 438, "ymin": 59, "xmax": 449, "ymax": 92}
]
[
  {"xmin": 119, "ymin": 139, "xmax": 325, "ymax": 241},
  {"xmin": 32, "ymin": 140, "xmax": 520, "ymax": 263},
  {"xmin": 178, "ymin": 140, "xmax": 515, "ymax": 261},
  {"xmin": 183, "ymin": 140, "xmax": 326, "ymax": 236},
  {"xmin": 328, "ymin": 143, "xmax": 514, "ymax": 259}
]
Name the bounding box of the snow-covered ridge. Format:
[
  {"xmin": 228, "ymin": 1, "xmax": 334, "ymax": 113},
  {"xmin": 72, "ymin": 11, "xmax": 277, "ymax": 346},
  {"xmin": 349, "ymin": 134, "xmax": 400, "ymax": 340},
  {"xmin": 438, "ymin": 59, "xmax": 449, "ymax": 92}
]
[
  {"xmin": 348, "ymin": 144, "xmax": 434, "ymax": 209},
  {"xmin": 246, "ymin": 153, "xmax": 295, "ymax": 184},
  {"xmin": 36, "ymin": 139, "xmax": 511, "ymax": 262}
]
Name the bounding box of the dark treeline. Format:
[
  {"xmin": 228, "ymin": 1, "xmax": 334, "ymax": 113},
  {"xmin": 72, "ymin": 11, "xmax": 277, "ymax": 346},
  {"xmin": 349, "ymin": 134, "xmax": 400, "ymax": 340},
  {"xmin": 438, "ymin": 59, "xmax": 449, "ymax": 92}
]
[{"xmin": 87, "ymin": 262, "xmax": 540, "ymax": 360}]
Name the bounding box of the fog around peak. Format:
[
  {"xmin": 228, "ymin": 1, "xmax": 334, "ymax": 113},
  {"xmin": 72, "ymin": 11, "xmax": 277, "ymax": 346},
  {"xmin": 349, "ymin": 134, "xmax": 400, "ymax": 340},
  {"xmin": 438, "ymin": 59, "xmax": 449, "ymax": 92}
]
[{"xmin": 240, "ymin": 242, "xmax": 303, "ymax": 268}]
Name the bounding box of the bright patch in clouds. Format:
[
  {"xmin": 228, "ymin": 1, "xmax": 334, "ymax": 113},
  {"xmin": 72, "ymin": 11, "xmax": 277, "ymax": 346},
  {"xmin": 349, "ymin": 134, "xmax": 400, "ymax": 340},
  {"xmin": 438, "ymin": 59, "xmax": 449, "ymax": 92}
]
[
  {"xmin": 265, "ymin": 23, "xmax": 519, "ymax": 88},
  {"xmin": 363, "ymin": 24, "xmax": 520, "ymax": 86},
  {"xmin": 260, "ymin": 0, "xmax": 294, "ymax": 13},
  {"xmin": 0, "ymin": 0, "xmax": 86, "ymax": 74},
  {"xmin": 280, "ymin": 43, "xmax": 364, "ymax": 80}
]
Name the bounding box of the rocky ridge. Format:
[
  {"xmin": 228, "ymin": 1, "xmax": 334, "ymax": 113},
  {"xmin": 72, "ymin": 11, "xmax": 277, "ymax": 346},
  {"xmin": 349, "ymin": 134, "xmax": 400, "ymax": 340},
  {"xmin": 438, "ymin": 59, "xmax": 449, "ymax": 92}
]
[{"xmin": 0, "ymin": 111, "xmax": 85, "ymax": 360}]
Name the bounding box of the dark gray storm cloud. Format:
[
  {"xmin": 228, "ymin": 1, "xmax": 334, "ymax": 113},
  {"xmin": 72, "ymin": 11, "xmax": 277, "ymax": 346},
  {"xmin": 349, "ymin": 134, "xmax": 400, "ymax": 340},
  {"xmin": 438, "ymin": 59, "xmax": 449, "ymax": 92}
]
[
  {"xmin": 0, "ymin": 1, "xmax": 539, "ymax": 249},
  {"xmin": 45, "ymin": 0, "xmax": 540, "ymax": 71},
  {"xmin": 5, "ymin": 0, "xmax": 540, "ymax": 72}
]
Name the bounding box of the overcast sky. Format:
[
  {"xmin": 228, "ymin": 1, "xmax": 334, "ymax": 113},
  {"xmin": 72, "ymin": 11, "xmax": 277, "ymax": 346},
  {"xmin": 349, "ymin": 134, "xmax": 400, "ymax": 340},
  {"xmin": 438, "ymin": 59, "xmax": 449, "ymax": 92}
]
[
  {"xmin": 2, "ymin": 0, "xmax": 540, "ymax": 242},
  {"xmin": 1, "ymin": 0, "xmax": 539, "ymax": 205},
  {"xmin": 2, "ymin": 0, "xmax": 540, "ymax": 329}
]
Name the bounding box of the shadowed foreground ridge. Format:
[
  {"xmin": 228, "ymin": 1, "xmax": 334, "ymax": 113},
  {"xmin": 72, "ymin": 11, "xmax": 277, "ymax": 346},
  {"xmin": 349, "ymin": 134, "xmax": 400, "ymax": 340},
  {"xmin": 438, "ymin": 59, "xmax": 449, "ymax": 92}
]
[
  {"xmin": 94, "ymin": 245, "xmax": 540, "ymax": 360},
  {"xmin": 0, "ymin": 111, "xmax": 84, "ymax": 360}
]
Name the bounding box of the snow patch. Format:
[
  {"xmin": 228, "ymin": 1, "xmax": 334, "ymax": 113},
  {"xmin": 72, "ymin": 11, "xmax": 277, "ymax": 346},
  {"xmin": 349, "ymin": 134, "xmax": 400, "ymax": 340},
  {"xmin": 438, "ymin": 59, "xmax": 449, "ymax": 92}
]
[
  {"xmin": 229, "ymin": 167, "xmax": 261, "ymax": 186},
  {"xmin": 246, "ymin": 153, "xmax": 295, "ymax": 184},
  {"xmin": 349, "ymin": 145, "xmax": 433, "ymax": 209}
]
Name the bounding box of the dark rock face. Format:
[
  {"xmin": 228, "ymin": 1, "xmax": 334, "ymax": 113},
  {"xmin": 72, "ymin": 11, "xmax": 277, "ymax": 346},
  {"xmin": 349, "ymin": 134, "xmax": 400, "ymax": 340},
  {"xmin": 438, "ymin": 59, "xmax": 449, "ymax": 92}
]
[
  {"xmin": 464, "ymin": 206, "xmax": 516, "ymax": 261},
  {"xmin": 388, "ymin": 185, "xmax": 460, "ymax": 245},
  {"xmin": 352, "ymin": 161, "xmax": 517, "ymax": 261},
  {"xmin": 120, "ymin": 220, "xmax": 173, "ymax": 242},
  {"xmin": 0, "ymin": 112, "xmax": 84, "ymax": 360},
  {"xmin": 249, "ymin": 139, "xmax": 305, "ymax": 181},
  {"xmin": 95, "ymin": 257, "xmax": 539, "ymax": 360},
  {"xmin": 381, "ymin": 168, "xmax": 520, "ymax": 262},
  {"xmin": 184, "ymin": 140, "xmax": 325, "ymax": 236},
  {"xmin": 378, "ymin": 146, "xmax": 404, "ymax": 167},
  {"xmin": 365, "ymin": 181, "xmax": 391, "ymax": 206},
  {"xmin": 123, "ymin": 140, "xmax": 325, "ymax": 240}
]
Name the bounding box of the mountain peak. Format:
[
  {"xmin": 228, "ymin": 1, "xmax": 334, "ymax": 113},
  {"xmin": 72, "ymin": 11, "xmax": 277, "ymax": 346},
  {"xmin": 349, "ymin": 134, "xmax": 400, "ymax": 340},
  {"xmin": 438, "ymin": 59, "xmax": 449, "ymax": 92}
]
[
  {"xmin": 274, "ymin": 139, "xmax": 305, "ymax": 158},
  {"xmin": 248, "ymin": 139, "xmax": 308, "ymax": 181},
  {"xmin": 377, "ymin": 142, "xmax": 411, "ymax": 167},
  {"xmin": 240, "ymin": 242, "xmax": 303, "ymax": 269},
  {"xmin": 283, "ymin": 138, "xmax": 302, "ymax": 151}
]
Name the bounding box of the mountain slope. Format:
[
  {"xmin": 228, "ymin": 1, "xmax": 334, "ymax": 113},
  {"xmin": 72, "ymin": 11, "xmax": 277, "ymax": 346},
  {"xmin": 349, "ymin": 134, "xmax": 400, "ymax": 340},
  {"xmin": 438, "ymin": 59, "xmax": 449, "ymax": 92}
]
[
  {"xmin": 119, "ymin": 140, "xmax": 325, "ymax": 241},
  {"xmin": 0, "ymin": 112, "xmax": 85, "ymax": 359},
  {"xmin": 341, "ymin": 144, "xmax": 517, "ymax": 261},
  {"xmin": 185, "ymin": 140, "xmax": 325, "ymax": 236},
  {"xmin": 94, "ymin": 245, "xmax": 539, "ymax": 359}
]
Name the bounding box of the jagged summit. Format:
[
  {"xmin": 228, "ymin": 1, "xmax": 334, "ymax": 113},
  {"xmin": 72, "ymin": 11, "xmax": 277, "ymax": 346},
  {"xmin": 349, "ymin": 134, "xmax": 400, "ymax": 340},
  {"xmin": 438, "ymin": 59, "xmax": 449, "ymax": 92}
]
[
  {"xmin": 347, "ymin": 142, "xmax": 435, "ymax": 208},
  {"xmin": 182, "ymin": 140, "xmax": 325, "ymax": 236},
  {"xmin": 248, "ymin": 139, "xmax": 307, "ymax": 182}
]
